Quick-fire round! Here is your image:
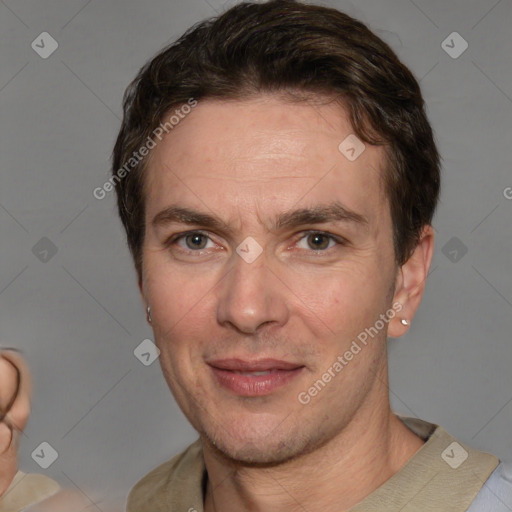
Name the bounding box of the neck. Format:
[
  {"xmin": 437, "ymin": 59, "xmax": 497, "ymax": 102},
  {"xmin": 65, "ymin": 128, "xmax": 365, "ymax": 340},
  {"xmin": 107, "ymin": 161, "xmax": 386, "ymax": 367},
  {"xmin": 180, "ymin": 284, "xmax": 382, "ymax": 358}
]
[{"xmin": 202, "ymin": 369, "xmax": 424, "ymax": 512}]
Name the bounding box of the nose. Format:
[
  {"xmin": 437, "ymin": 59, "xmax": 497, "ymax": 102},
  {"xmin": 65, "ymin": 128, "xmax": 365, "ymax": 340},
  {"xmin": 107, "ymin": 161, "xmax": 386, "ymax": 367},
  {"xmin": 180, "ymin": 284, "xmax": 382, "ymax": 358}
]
[{"xmin": 216, "ymin": 249, "xmax": 290, "ymax": 334}]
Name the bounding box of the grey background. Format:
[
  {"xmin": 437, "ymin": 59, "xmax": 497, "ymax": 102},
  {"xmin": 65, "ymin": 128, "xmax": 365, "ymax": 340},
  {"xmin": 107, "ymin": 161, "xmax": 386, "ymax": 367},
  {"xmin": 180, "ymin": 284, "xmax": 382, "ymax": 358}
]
[{"xmin": 1, "ymin": 0, "xmax": 511, "ymax": 509}]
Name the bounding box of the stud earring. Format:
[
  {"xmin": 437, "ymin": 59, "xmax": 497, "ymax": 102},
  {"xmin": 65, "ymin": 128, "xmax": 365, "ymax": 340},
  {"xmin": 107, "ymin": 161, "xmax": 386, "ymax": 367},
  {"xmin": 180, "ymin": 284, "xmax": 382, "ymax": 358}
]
[
  {"xmin": 401, "ymin": 318, "xmax": 409, "ymax": 326},
  {"xmin": 146, "ymin": 305, "xmax": 152, "ymax": 324}
]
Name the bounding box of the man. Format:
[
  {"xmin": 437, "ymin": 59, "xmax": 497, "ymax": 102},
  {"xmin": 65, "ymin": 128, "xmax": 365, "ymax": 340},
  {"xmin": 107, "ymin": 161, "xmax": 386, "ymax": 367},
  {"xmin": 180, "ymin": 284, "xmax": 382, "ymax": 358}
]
[{"xmin": 111, "ymin": 1, "xmax": 512, "ymax": 510}]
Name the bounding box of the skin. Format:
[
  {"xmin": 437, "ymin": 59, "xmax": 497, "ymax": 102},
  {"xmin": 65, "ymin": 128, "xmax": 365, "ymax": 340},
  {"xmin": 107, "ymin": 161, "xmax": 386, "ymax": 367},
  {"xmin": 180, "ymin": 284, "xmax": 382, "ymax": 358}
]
[
  {"xmin": 0, "ymin": 349, "xmax": 31, "ymax": 497},
  {"xmin": 139, "ymin": 93, "xmax": 434, "ymax": 512}
]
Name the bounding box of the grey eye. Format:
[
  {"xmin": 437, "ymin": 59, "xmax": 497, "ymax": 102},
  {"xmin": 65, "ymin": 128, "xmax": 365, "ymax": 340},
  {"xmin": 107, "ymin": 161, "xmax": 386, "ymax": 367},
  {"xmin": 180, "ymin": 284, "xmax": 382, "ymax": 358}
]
[{"xmin": 184, "ymin": 233, "xmax": 209, "ymax": 250}]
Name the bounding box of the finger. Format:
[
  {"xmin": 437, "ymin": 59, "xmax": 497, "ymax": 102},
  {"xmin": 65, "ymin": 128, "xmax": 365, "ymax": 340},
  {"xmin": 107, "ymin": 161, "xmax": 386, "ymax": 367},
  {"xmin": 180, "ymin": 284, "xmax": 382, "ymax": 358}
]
[
  {"xmin": 0, "ymin": 357, "xmax": 17, "ymax": 411},
  {"xmin": 0, "ymin": 349, "xmax": 32, "ymax": 431}
]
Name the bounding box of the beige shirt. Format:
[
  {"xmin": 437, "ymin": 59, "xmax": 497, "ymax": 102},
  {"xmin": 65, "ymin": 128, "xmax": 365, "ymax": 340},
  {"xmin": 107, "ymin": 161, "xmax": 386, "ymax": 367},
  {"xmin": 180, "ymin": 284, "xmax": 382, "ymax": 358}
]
[{"xmin": 126, "ymin": 417, "xmax": 499, "ymax": 512}]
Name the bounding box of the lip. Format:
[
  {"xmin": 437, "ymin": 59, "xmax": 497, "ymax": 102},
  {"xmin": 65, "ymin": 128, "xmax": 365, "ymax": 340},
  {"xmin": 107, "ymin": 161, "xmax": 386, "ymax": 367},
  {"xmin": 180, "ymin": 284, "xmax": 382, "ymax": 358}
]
[
  {"xmin": 208, "ymin": 358, "xmax": 305, "ymax": 396},
  {"xmin": 207, "ymin": 358, "xmax": 303, "ymax": 371}
]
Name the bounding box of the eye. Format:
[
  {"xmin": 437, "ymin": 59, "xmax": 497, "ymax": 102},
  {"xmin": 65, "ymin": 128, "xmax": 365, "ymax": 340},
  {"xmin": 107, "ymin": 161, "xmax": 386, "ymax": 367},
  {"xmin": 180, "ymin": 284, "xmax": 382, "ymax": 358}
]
[
  {"xmin": 295, "ymin": 231, "xmax": 343, "ymax": 251},
  {"xmin": 169, "ymin": 231, "xmax": 217, "ymax": 252}
]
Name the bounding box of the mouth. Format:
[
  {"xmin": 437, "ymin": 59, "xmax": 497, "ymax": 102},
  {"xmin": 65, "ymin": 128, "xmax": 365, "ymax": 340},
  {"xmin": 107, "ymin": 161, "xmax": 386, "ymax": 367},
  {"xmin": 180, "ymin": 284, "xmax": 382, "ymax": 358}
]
[
  {"xmin": 207, "ymin": 358, "xmax": 305, "ymax": 396},
  {"xmin": 230, "ymin": 370, "xmax": 279, "ymax": 376}
]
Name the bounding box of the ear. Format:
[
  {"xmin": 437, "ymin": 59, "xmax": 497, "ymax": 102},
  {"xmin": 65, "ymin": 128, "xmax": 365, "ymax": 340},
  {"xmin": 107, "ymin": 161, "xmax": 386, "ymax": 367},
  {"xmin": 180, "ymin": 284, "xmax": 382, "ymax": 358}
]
[
  {"xmin": 137, "ymin": 260, "xmax": 148, "ymax": 303},
  {"xmin": 138, "ymin": 272, "xmax": 152, "ymax": 326},
  {"xmin": 388, "ymin": 225, "xmax": 435, "ymax": 338},
  {"xmin": 138, "ymin": 274, "xmax": 144, "ymax": 301}
]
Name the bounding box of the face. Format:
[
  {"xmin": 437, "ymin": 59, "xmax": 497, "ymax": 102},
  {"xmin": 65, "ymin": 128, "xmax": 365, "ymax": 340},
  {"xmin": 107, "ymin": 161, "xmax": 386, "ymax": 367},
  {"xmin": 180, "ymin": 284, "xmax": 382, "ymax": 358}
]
[{"xmin": 140, "ymin": 94, "xmax": 402, "ymax": 464}]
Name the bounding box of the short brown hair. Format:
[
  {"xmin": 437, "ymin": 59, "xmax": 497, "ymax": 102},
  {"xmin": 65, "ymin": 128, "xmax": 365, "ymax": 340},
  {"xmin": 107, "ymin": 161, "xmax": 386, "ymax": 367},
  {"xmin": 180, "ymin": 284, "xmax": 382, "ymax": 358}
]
[{"xmin": 112, "ymin": 0, "xmax": 440, "ymax": 282}]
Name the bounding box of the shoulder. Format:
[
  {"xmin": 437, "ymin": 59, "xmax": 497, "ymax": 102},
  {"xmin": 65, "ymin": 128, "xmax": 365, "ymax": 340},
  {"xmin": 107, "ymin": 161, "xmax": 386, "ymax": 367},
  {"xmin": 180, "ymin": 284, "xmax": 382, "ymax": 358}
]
[{"xmin": 467, "ymin": 461, "xmax": 512, "ymax": 511}]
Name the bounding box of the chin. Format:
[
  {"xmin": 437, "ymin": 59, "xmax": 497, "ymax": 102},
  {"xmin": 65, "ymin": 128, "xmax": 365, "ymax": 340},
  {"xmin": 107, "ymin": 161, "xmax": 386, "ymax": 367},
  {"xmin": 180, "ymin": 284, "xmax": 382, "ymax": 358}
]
[
  {"xmin": 203, "ymin": 420, "xmax": 312, "ymax": 467},
  {"xmin": 214, "ymin": 437, "xmax": 302, "ymax": 466}
]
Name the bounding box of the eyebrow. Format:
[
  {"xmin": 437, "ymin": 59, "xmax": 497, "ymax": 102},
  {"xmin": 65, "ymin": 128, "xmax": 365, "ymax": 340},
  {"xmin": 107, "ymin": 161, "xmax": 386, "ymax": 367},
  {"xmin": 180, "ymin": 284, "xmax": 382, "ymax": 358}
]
[{"xmin": 151, "ymin": 200, "xmax": 369, "ymax": 234}]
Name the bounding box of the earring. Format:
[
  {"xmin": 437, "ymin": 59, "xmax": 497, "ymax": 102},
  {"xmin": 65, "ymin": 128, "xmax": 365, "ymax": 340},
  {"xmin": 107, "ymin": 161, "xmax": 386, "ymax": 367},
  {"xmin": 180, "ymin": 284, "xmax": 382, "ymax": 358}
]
[
  {"xmin": 146, "ymin": 305, "xmax": 152, "ymax": 324},
  {"xmin": 401, "ymin": 319, "xmax": 409, "ymax": 326}
]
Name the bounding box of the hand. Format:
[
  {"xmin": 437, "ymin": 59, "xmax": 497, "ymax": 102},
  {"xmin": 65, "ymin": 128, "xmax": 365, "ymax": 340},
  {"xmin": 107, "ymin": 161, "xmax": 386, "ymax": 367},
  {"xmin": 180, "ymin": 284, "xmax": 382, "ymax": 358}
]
[
  {"xmin": 0, "ymin": 350, "xmax": 123, "ymax": 510},
  {"xmin": 0, "ymin": 348, "xmax": 32, "ymax": 497}
]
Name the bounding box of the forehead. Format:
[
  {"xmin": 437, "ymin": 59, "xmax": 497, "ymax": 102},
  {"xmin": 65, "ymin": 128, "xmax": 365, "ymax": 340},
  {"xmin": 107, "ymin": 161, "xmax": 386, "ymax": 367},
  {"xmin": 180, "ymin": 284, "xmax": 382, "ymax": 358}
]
[{"xmin": 144, "ymin": 94, "xmax": 389, "ymax": 230}]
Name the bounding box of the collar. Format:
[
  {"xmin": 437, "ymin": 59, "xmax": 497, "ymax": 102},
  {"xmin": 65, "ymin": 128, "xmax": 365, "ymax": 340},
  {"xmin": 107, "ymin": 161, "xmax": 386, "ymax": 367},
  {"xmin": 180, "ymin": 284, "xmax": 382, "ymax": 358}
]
[{"xmin": 126, "ymin": 416, "xmax": 499, "ymax": 512}]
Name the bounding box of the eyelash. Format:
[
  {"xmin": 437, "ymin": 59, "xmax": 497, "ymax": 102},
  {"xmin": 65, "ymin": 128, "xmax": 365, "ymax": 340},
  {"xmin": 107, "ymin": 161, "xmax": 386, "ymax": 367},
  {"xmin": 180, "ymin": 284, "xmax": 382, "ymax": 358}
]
[{"xmin": 165, "ymin": 230, "xmax": 347, "ymax": 255}]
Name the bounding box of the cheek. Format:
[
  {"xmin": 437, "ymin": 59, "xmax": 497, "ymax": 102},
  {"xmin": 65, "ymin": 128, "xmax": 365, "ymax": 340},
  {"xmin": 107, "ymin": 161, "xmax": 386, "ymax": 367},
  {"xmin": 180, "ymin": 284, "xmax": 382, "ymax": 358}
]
[
  {"xmin": 148, "ymin": 284, "xmax": 210, "ymax": 406},
  {"xmin": 297, "ymin": 263, "xmax": 385, "ymax": 333},
  {"xmin": 143, "ymin": 256, "xmax": 217, "ymax": 367},
  {"xmin": 144, "ymin": 252, "xmax": 211, "ymax": 326}
]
